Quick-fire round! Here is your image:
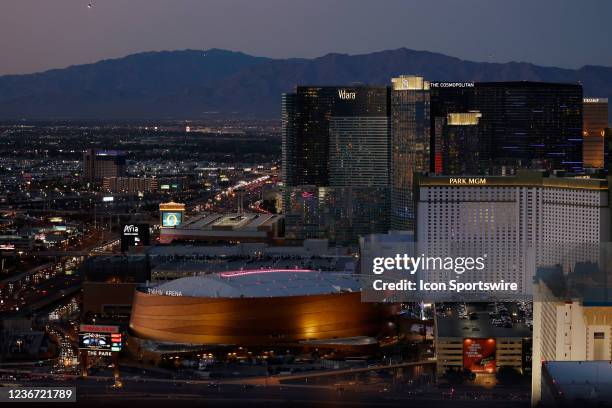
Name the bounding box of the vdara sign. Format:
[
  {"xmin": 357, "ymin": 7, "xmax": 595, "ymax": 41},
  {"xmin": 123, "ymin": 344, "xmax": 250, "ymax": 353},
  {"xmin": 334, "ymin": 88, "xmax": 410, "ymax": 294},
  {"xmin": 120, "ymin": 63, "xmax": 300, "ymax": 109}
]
[
  {"xmin": 449, "ymin": 177, "xmax": 487, "ymax": 185},
  {"xmin": 338, "ymin": 89, "xmax": 356, "ymax": 100}
]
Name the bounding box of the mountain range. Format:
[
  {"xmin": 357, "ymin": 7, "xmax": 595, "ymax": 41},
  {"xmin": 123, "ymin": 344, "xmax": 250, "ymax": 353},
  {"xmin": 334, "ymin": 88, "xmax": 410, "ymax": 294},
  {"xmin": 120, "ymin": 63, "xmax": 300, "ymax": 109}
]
[{"xmin": 0, "ymin": 48, "xmax": 611, "ymax": 120}]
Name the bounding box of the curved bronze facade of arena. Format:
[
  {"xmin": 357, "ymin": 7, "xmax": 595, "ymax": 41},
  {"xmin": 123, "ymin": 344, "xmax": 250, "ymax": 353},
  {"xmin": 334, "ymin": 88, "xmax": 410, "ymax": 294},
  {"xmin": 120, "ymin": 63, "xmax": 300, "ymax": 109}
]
[{"xmin": 129, "ymin": 289, "xmax": 396, "ymax": 345}]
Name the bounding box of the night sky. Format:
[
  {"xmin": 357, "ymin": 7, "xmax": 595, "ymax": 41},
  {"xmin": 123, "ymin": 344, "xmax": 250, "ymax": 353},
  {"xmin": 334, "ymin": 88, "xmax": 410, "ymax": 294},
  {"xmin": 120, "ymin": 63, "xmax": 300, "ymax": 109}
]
[{"xmin": 0, "ymin": 0, "xmax": 611, "ymax": 75}]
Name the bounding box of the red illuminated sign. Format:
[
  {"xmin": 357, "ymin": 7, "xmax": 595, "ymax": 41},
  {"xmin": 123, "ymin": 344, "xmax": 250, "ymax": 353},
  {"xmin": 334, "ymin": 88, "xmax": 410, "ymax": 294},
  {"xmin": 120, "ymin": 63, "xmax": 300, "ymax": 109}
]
[{"xmin": 463, "ymin": 338, "xmax": 496, "ymax": 373}]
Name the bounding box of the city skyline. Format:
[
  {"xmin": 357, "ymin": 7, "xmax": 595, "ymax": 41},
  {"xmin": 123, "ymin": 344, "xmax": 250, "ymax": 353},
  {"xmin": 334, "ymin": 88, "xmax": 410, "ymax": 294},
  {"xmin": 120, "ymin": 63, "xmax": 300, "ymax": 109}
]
[{"xmin": 2, "ymin": 2, "xmax": 612, "ymax": 404}]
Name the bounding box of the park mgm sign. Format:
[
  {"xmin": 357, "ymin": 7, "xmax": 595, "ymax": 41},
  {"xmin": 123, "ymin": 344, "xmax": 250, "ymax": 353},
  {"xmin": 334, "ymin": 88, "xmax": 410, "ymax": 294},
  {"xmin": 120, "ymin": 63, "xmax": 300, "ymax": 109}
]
[
  {"xmin": 417, "ymin": 172, "xmax": 608, "ymax": 191},
  {"xmin": 448, "ymin": 177, "xmax": 487, "ymax": 185}
]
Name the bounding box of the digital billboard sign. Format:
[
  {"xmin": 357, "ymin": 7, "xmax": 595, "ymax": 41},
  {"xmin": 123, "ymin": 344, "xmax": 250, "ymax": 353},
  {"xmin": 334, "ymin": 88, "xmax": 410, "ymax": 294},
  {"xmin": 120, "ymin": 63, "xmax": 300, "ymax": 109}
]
[
  {"xmin": 79, "ymin": 333, "xmax": 113, "ymax": 351},
  {"xmin": 463, "ymin": 338, "xmax": 496, "ymax": 373},
  {"xmin": 161, "ymin": 211, "xmax": 182, "ymax": 227},
  {"xmin": 78, "ymin": 325, "xmax": 123, "ymax": 352},
  {"xmin": 79, "ymin": 332, "xmax": 123, "ymax": 352}
]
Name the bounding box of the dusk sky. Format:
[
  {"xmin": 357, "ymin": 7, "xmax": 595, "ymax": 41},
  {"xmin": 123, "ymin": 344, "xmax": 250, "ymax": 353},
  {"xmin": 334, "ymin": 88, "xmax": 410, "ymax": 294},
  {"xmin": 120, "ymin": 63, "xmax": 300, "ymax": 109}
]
[{"xmin": 1, "ymin": 0, "xmax": 611, "ymax": 76}]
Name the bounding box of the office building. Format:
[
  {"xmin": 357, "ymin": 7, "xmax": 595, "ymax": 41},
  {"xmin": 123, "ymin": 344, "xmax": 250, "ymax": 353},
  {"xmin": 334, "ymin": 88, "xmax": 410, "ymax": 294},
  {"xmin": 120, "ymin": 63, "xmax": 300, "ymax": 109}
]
[
  {"xmin": 390, "ymin": 76, "xmax": 431, "ymax": 230},
  {"xmin": 430, "ymin": 81, "xmax": 583, "ymax": 174},
  {"xmin": 83, "ymin": 149, "xmax": 127, "ymax": 182},
  {"xmin": 583, "ymin": 97, "xmax": 609, "ymax": 169},
  {"xmin": 415, "ymin": 172, "xmax": 610, "ymax": 295}
]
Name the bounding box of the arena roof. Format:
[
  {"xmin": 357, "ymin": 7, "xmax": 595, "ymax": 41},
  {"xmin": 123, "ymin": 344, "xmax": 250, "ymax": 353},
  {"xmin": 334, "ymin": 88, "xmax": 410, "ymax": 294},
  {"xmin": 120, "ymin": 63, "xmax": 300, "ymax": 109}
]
[{"xmin": 150, "ymin": 269, "xmax": 361, "ymax": 298}]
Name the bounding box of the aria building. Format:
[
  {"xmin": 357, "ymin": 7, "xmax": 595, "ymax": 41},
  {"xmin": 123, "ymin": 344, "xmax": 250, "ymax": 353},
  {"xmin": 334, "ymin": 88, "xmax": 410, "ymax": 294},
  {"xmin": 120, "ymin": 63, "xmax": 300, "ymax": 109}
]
[
  {"xmin": 415, "ymin": 171, "xmax": 611, "ymax": 296},
  {"xmin": 430, "ymin": 81, "xmax": 583, "ymax": 175}
]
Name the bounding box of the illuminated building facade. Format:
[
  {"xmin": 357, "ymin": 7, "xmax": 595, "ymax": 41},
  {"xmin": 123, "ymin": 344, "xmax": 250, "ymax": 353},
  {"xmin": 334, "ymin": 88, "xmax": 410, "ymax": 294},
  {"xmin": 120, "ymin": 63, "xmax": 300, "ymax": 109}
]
[
  {"xmin": 83, "ymin": 149, "xmax": 127, "ymax": 182},
  {"xmin": 583, "ymin": 97, "xmax": 609, "ymax": 169},
  {"xmin": 282, "ymin": 86, "xmax": 391, "ymax": 244},
  {"xmin": 129, "ymin": 270, "xmax": 396, "ymax": 346},
  {"xmin": 430, "ymin": 81, "xmax": 583, "ymax": 174},
  {"xmin": 416, "ymin": 172, "xmax": 610, "ymax": 294},
  {"xmin": 435, "ymin": 313, "xmax": 530, "ymax": 377},
  {"xmin": 284, "ymin": 185, "xmax": 390, "ymax": 245},
  {"xmin": 433, "ymin": 111, "xmax": 482, "ymax": 175},
  {"xmin": 390, "ymin": 75, "xmax": 430, "ymax": 230}
]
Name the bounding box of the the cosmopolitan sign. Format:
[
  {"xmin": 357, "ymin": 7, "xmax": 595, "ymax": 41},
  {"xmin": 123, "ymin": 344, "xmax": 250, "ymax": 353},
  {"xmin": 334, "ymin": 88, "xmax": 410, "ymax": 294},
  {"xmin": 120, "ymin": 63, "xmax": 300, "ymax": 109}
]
[{"xmin": 430, "ymin": 82, "xmax": 475, "ymax": 88}]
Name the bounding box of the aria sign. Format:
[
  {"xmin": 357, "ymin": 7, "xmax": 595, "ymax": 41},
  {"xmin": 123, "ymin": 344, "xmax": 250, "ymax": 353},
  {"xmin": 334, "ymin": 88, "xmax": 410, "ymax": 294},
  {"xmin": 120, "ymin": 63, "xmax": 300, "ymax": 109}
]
[{"xmin": 120, "ymin": 223, "xmax": 150, "ymax": 251}]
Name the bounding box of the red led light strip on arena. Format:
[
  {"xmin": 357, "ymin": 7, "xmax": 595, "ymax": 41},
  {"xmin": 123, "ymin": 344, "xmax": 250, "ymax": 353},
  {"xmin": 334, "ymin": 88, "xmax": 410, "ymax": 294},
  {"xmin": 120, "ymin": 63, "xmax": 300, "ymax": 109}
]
[{"xmin": 219, "ymin": 269, "xmax": 315, "ymax": 278}]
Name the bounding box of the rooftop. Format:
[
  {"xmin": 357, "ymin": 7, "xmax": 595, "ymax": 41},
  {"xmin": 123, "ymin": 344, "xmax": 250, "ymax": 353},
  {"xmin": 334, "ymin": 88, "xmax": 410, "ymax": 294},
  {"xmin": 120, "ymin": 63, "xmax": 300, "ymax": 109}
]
[
  {"xmin": 437, "ymin": 312, "xmax": 532, "ymax": 339},
  {"xmin": 544, "ymin": 361, "xmax": 612, "ymax": 403},
  {"xmin": 178, "ymin": 213, "xmax": 281, "ymax": 231},
  {"xmin": 148, "ymin": 269, "xmax": 361, "ymax": 298}
]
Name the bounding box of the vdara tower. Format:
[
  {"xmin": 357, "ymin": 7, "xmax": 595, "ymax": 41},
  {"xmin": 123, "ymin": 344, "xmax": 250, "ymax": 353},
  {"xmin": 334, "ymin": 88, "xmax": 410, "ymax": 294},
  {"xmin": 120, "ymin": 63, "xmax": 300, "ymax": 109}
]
[
  {"xmin": 282, "ymin": 77, "xmax": 432, "ymax": 242},
  {"xmin": 282, "ymin": 85, "xmax": 391, "ymax": 245}
]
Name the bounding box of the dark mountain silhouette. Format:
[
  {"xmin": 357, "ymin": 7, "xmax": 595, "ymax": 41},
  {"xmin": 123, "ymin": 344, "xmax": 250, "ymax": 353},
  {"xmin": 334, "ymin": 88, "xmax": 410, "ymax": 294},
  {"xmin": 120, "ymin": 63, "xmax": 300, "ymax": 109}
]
[{"xmin": 0, "ymin": 48, "xmax": 611, "ymax": 120}]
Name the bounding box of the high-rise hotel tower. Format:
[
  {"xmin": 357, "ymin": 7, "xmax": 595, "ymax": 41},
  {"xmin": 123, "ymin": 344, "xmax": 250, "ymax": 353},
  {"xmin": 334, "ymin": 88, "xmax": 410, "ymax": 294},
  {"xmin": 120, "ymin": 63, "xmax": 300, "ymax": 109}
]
[
  {"xmin": 282, "ymin": 86, "xmax": 391, "ymax": 244},
  {"xmin": 390, "ymin": 76, "xmax": 431, "ymax": 230},
  {"xmin": 430, "ymin": 81, "xmax": 583, "ymax": 175}
]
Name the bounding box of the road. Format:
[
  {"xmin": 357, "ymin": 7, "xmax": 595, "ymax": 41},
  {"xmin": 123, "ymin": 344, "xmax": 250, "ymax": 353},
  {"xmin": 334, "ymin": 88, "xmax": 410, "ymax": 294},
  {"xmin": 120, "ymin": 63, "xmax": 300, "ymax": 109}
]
[
  {"xmin": 0, "ymin": 377, "xmax": 529, "ymax": 408},
  {"xmin": 0, "ymin": 367, "xmax": 529, "ymax": 407}
]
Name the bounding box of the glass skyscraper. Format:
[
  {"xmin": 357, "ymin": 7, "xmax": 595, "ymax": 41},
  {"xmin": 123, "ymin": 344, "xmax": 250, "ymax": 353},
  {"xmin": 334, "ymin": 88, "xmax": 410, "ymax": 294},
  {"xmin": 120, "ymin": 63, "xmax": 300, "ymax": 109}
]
[
  {"xmin": 430, "ymin": 81, "xmax": 583, "ymax": 175},
  {"xmin": 434, "ymin": 111, "xmax": 482, "ymax": 175},
  {"xmin": 282, "ymin": 86, "xmax": 391, "ymax": 244},
  {"xmin": 390, "ymin": 76, "xmax": 430, "ymax": 231}
]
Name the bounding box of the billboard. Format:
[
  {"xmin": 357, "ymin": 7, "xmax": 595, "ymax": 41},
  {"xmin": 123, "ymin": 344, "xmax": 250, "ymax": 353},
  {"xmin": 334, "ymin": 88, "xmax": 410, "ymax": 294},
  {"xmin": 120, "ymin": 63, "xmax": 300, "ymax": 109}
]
[
  {"xmin": 79, "ymin": 332, "xmax": 113, "ymax": 351},
  {"xmin": 161, "ymin": 211, "xmax": 182, "ymax": 227},
  {"xmin": 79, "ymin": 326, "xmax": 122, "ymax": 352},
  {"xmin": 463, "ymin": 338, "xmax": 496, "ymax": 373},
  {"xmin": 120, "ymin": 223, "xmax": 151, "ymax": 251}
]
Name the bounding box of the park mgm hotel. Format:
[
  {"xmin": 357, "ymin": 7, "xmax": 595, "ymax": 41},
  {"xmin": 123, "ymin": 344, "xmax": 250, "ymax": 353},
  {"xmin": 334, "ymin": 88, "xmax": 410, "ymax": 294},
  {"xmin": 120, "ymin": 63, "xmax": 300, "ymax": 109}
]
[
  {"xmin": 414, "ymin": 171, "xmax": 612, "ymax": 296},
  {"xmin": 419, "ymin": 171, "xmax": 612, "ymax": 378}
]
